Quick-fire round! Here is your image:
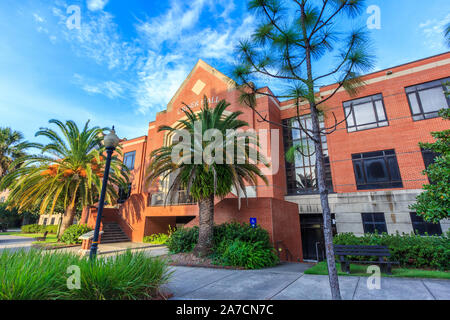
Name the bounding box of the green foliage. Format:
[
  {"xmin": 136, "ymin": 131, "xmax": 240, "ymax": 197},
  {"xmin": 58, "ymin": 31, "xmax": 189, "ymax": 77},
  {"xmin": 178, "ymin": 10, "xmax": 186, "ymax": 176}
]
[
  {"xmin": 145, "ymin": 97, "xmax": 268, "ymax": 202},
  {"xmin": 167, "ymin": 226, "xmax": 199, "ymax": 253},
  {"xmin": 21, "ymin": 224, "xmax": 58, "ymax": 234},
  {"xmin": 60, "ymin": 224, "xmax": 92, "ymax": 244},
  {"xmin": 0, "ymin": 127, "xmax": 36, "ymax": 178},
  {"xmin": 168, "ymin": 222, "xmax": 279, "ymax": 269},
  {"xmin": 334, "ymin": 233, "xmax": 450, "ymax": 271},
  {"xmin": 0, "ymin": 250, "xmax": 171, "ymax": 300},
  {"xmin": 410, "ymin": 109, "xmax": 450, "ymax": 223},
  {"xmin": 144, "ymin": 226, "xmax": 175, "ymax": 245},
  {"xmin": 215, "ymin": 240, "xmax": 279, "ymax": 269},
  {"xmin": 143, "ymin": 233, "xmax": 170, "ymax": 245},
  {"xmin": 0, "ymin": 204, "xmax": 38, "ymax": 228},
  {"xmin": 0, "ymin": 120, "xmax": 130, "ymax": 224}
]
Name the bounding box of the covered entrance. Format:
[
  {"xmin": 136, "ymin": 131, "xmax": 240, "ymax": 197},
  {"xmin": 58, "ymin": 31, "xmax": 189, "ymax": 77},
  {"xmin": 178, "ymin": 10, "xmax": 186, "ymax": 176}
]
[{"xmin": 300, "ymin": 214, "xmax": 336, "ymax": 261}]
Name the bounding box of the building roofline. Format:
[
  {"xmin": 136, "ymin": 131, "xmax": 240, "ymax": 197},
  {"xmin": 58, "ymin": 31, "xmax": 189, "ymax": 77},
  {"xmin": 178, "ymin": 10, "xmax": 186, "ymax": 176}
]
[{"xmin": 320, "ymin": 51, "xmax": 450, "ymax": 90}]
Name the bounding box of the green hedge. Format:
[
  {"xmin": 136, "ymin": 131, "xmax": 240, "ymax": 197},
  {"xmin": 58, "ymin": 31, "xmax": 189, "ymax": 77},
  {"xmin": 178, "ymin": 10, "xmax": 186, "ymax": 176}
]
[
  {"xmin": 143, "ymin": 233, "xmax": 170, "ymax": 245},
  {"xmin": 167, "ymin": 222, "xmax": 279, "ymax": 269},
  {"xmin": 334, "ymin": 233, "xmax": 450, "ymax": 271},
  {"xmin": 60, "ymin": 224, "xmax": 92, "ymax": 244},
  {"xmin": 21, "ymin": 224, "xmax": 58, "ymax": 234}
]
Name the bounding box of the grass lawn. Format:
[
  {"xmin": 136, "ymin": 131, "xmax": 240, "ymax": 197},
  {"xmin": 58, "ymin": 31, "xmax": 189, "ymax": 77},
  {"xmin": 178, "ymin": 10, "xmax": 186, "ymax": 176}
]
[{"xmin": 305, "ymin": 261, "xmax": 450, "ymax": 280}]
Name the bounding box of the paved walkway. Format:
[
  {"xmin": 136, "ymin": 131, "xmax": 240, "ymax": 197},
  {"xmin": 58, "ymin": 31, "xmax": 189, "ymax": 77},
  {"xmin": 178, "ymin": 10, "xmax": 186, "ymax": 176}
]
[
  {"xmin": 165, "ymin": 264, "xmax": 450, "ymax": 300},
  {"xmin": 0, "ymin": 235, "xmax": 34, "ymax": 252}
]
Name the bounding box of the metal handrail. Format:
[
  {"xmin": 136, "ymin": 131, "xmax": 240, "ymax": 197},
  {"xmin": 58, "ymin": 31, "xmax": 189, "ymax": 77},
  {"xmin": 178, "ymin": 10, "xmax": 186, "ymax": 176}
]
[{"xmin": 149, "ymin": 190, "xmax": 195, "ymax": 206}]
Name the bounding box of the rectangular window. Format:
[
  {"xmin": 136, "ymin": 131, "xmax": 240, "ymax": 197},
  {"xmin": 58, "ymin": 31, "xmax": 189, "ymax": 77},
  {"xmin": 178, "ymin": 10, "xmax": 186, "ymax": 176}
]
[
  {"xmin": 406, "ymin": 77, "xmax": 450, "ymax": 121},
  {"xmin": 343, "ymin": 94, "xmax": 388, "ymax": 132},
  {"xmin": 410, "ymin": 213, "xmax": 442, "ymax": 236},
  {"xmin": 421, "ymin": 148, "xmax": 440, "ymax": 184},
  {"xmin": 362, "ymin": 213, "xmax": 387, "ymax": 234},
  {"xmin": 283, "ymin": 115, "xmax": 333, "ymax": 195},
  {"xmin": 123, "ymin": 151, "xmax": 136, "ymax": 170},
  {"xmin": 352, "ymin": 150, "xmax": 403, "ymax": 190},
  {"xmin": 118, "ymin": 183, "xmax": 132, "ymax": 204}
]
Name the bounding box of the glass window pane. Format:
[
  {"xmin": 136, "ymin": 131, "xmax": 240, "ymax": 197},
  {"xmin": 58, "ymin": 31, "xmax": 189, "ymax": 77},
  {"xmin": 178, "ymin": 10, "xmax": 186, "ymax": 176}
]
[
  {"xmin": 387, "ymin": 157, "xmax": 401, "ymax": 181},
  {"xmin": 408, "ymin": 93, "xmax": 421, "ymax": 115},
  {"xmin": 364, "ymin": 158, "xmax": 389, "ymax": 183},
  {"xmin": 375, "ymin": 100, "xmax": 387, "ymax": 121},
  {"xmin": 353, "ymin": 102, "xmax": 377, "ymax": 125},
  {"xmin": 418, "ymin": 87, "xmax": 448, "ymax": 114},
  {"xmin": 345, "ymin": 107, "xmax": 355, "ymax": 127}
]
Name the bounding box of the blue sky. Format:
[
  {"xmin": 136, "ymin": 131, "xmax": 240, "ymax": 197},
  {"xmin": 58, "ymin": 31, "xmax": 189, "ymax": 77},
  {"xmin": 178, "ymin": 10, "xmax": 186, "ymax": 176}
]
[{"xmin": 0, "ymin": 0, "xmax": 449, "ymax": 143}]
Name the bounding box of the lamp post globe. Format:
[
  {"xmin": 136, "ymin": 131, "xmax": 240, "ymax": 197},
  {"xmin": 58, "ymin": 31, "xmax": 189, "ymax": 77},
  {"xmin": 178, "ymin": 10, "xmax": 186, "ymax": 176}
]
[{"xmin": 89, "ymin": 126, "xmax": 120, "ymax": 260}]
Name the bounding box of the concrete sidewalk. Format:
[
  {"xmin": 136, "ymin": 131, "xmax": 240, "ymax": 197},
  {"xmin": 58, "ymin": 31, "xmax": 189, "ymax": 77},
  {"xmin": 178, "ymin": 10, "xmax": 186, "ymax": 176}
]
[{"xmin": 165, "ymin": 263, "xmax": 450, "ymax": 300}]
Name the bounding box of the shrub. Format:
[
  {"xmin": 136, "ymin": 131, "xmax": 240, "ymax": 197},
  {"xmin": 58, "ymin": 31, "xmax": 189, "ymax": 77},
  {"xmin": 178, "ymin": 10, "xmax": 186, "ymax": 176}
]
[
  {"xmin": 143, "ymin": 233, "xmax": 170, "ymax": 245},
  {"xmin": 168, "ymin": 222, "xmax": 279, "ymax": 269},
  {"xmin": 60, "ymin": 224, "xmax": 92, "ymax": 244},
  {"xmin": 334, "ymin": 232, "xmax": 450, "ymax": 271},
  {"xmin": 21, "ymin": 224, "xmax": 43, "ymax": 233},
  {"xmin": 216, "ymin": 240, "xmax": 279, "ymax": 269},
  {"xmin": 45, "ymin": 225, "xmax": 58, "ymax": 234},
  {"xmin": 21, "ymin": 224, "xmax": 59, "ymax": 234},
  {"xmin": 0, "ymin": 250, "xmax": 171, "ymax": 300},
  {"xmin": 167, "ymin": 226, "xmax": 199, "ymax": 253},
  {"xmin": 68, "ymin": 251, "xmax": 171, "ymax": 300}
]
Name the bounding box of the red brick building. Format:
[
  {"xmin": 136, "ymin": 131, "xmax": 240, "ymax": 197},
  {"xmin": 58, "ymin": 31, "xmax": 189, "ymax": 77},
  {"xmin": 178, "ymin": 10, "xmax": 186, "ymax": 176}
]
[{"xmin": 82, "ymin": 52, "xmax": 450, "ymax": 262}]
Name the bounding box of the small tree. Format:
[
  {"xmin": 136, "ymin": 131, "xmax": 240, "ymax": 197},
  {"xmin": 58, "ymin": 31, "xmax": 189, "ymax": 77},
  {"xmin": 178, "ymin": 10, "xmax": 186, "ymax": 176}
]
[
  {"xmin": 410, "ymin": 109, "xmax": 450, "ymax": 223},
  {"xmin": 233, "ymin": 0, "xmax": 374, "ymax": 299},
  {"xmin": 0, "ymin": 120, "xmax": 130, "ymax": 236},
  {"xmin": 145, "ymin": 97, "xmax": 268, "ymax": 256}
]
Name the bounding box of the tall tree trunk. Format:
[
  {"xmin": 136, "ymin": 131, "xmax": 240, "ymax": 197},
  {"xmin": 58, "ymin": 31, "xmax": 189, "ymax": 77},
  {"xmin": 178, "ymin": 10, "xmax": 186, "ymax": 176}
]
[
  {"xmin": 58, "ymin": 203, "xmax": 76, "ymax": 239},
  {"xmin": 310, "ymin": 106, "xmax": 342, "ymax": 300},
  {"xmin": 193, "ymin": 194, "xmax": 215, "ymax": 257},
  {"xmin": 300, "ymin": 2, "xmax": 342, "ymax": 300},
  {"xmin": 82, "ymin": 206, "xmax": 90, "ymax": 224}
]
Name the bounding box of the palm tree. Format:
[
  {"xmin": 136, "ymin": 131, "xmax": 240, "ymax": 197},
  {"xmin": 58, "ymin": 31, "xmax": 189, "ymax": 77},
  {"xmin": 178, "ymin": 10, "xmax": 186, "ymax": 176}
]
[
  {"xmin": 146, "ymin": 97, "xmax": 268, "ymax": 256},
  {"xmin": 0, "ymin": 120, "xmax": 130, "ymax": 236},
  {"xmin": 0, "ymin": 127, "xmax": 36, "ymax": 178}
]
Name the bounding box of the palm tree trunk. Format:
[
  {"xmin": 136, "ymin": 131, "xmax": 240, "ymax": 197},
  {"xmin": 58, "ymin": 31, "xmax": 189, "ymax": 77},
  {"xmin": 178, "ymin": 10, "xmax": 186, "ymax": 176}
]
[
  {"xmin": 58, "ymin": 204, "xmax": 76, "ymax": 239},
  {"xmin": 193, "ymin": 194, "xmax": 215, "ymax": 257}
]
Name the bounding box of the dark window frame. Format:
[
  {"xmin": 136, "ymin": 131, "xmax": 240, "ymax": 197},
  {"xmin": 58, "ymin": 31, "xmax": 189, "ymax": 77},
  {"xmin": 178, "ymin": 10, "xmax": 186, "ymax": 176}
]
[
  {"xmin": 123, "ymin": 151, "xmax": 136, "ymax": 170},
  {"xmin": 421, "ymin": 148, "xmax": 440, "ymax": 184},
  {"xmin": 361, "ymin": 212, "xmax": 388, "ymax": 234},
  {"xmin": 343, "ymin": 93, "xmax": 389, "ymax": 132},
  {"xmin": 406, "ymin": 77, "xmax": 450, "ymax": 121},
  {"xmin": 352, "ymin": 149, "xmax": 403, "ymax": 190},
  {"xmin": 410, "ymin": 212, "xmax": 442, "ymax": 236},
  {"xmin": 118, "ymin": 183, "xmax": 132, "ymax": 204},
  {"xmin": 282, "ymin": 116, "xmax": 333, "ymax": 195}
]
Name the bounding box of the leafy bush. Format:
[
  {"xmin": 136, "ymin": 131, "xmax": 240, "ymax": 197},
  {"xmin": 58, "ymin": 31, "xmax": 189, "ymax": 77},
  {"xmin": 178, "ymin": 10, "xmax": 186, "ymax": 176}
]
[
  {"xmin": 60, "ymin": 224, "xmax": 92, "ymax": 244},
  {"xmin": 168, "ymin": 222, "xmax": 279, "ymax": 269},
  {"xmin": 21, "ymin": 224, "xmax": 43, "ymax": 233},
  {"xmin": 45, "ymin": 225, "xmax": 58, "ymax": 234},
  {"xmin": 216, "ymin": 240, "xmax": 279, "ymax": 269},
  {"xmin": 0, "ymin": 250, "xmax": 171, "ymax": 300},
  {"xmin": 334, "ymin": 232, "xmax": 450, "ymax": 271},
  {"xmin": 167, "ymin": 226, "xmax": 199, "ymax": 253},
  {"xmin": 143, "ymin": 233, "xmax": 170, "ymax": 245},
  {"xmin": 21, "ymin": 224, "xmax": 58, "ymax": 234}
]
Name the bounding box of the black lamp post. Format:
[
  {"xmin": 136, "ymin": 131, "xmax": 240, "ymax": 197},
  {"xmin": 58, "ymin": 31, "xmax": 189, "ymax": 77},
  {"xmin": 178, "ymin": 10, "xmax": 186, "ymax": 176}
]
[{"xmin": 89, "ymin": 127, "xmax": 120, "ymax": 260}]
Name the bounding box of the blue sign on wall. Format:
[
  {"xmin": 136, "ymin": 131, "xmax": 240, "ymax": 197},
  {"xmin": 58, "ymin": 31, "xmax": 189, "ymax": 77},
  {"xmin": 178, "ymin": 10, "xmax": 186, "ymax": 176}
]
[{"xmin": 250, "ymin": 218, "xmax": 257, "ymax": 228}]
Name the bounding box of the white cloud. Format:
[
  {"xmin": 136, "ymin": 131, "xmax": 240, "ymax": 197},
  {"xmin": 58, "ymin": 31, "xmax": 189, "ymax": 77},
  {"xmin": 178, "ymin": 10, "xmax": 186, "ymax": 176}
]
[
  {"xmin": 87, "ymin": 0, "xmax": 109, "ymax": 12},
  {"xmin": 73, "ymin": 74, "xmax": 125, "ymax": 99},
  {"xmin": 50, "ymin": 0, "xmax": 255, "ymax": 116},
  {"xmin": 419, "ymin": 13, "xmax": 450, "ymax": 50}
]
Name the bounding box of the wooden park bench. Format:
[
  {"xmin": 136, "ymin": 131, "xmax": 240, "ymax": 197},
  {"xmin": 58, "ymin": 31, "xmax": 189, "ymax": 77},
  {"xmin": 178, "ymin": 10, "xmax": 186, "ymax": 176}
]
[
  {"xmin": 36, "ymin": 231, "xmax": 49, "ymax": 242},
  {"xmin": 334, "ymin": 245, "xmax": 399, "ymax": 275}
]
